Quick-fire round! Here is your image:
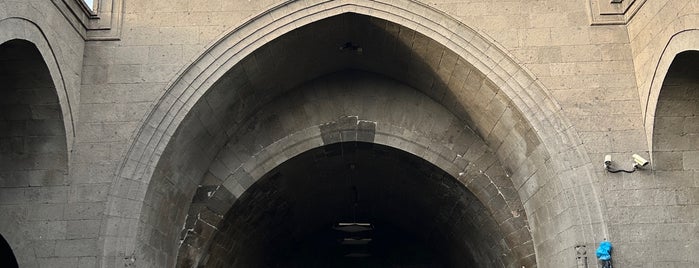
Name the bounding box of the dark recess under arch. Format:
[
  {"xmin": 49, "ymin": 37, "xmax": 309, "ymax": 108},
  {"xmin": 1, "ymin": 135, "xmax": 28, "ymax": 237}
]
[{"xmin": 0, "ymin": 233, "xmax": 18, "ymax": 268}]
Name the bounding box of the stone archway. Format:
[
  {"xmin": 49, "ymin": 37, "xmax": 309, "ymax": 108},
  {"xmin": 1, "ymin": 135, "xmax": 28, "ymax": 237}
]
[
  {"xmin": 641, "ymin": 28, "xmax": 699, "ymax": 160},
  {"xmin": 0, "ymin": 17, "xmax": 75, "ymax": 161},
  {"xmin": 106, "ymin": 1, "xmax": 606, "ymax": 267}
]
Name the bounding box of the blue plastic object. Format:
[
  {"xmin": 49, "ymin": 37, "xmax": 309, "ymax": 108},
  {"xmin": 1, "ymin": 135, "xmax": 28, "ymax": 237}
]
[{"xmin": 596, "ymin": 241, "xmax": 612, "ymax": 261}]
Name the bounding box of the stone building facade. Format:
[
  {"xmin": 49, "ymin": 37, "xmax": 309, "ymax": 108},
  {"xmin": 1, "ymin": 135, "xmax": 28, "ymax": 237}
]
[{"xmin": 0, "ymin": 0, "xmax": 697, "ymax": 267}]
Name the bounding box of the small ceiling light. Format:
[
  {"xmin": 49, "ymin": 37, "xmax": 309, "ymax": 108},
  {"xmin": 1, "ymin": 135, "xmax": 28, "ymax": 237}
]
[
  {"xmin": 344, "ymin": 252, "xmax": 371, "ymax": 258},
  {"xmin": 341, "ymin": 238, "xmax": 372, "ymax": 246},
  {"xmin": 333, "ymin": 222, "xmax": 374, "ymax": 233}
]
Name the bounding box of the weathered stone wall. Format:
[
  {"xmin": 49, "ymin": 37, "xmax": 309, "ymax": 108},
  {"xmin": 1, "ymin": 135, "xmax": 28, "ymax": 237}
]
[
  {"xmin": 425, "ymin": 0, "xmax": 645, "ymax": 162},
  {"xmin": 0, "ymin": 0, "xmax": 697, "ymax": 267}
]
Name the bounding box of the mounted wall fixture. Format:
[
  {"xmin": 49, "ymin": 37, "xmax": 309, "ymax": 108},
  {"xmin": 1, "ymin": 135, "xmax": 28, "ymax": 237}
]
[
  {"xmin": 604, "ymin": 154, "xmax": 649, "ymax": 173},
  {"xmin": 339, "ymin": 42, "xmax": 363, "ymax": 54}
]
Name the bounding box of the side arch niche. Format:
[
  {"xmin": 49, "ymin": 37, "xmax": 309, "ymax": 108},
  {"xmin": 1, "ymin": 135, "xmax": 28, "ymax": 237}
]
[
  {"xmin": 648, "ymin": 49, "xmax": 699, "ymax": 264},
  {"xmin": 0, "ymin": 38, "xmax": 69, "ymax": 267},
  {"xmin": 642, "ymin": 29, "xmax": 699, "ymax": 158},
  {"xmin": 652, "ymin": 50, "xmax": 699, "ymax": 176},
  {"xmin": 105, "ymin": 1, "xmax": 606, "ymax": 267}
]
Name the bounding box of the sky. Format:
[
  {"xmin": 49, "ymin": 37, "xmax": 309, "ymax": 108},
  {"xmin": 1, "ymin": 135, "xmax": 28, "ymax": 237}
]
[{"xmin": 84, "ymin": 0, "xmax": 93, "ymax": 10}]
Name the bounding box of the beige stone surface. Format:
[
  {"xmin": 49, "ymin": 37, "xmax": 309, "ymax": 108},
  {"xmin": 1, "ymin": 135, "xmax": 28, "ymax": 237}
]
[{"xmin": 0, "ymin": 0, "xmax": 697, "ymax": 267}]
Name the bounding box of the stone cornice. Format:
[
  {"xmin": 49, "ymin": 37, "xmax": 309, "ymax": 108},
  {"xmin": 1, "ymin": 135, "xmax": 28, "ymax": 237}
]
[
  {"xmin": 588, "ymin": 0, "xmax": 648, "ymax": 25},
  {"xmin": 51, "ymin": 0, "xmax": 123, "ymax": 40}
]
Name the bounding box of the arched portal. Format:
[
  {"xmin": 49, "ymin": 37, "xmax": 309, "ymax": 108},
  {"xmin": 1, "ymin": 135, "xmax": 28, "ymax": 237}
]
[
  {"xmin": 106, "ymin": 1, "xmax": 606, "ymax": 267},
  {"xmin": 0, "ymin": 39, "xmax": 68, "ymax": 267},
  {"xmin": 641, "ymin": 29, "xmax": 699, "ymax": 157},
  {"xmin": 0, "ymin": 17, "xmax": 75, "ymax": 156},
  {"xmin": 652, "ymin": 50, "xmax": 699, "ymax": 170}
]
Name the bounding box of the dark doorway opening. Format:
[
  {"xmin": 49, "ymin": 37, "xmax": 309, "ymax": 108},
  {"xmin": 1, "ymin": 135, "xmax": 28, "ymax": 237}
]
[
  {"xmin": 205, "ymin": 142, "xmax": 508, "ymax": 267},
  {"xmin": 0, "ymin": 233, "xmax": 18, "ymax": 268}
]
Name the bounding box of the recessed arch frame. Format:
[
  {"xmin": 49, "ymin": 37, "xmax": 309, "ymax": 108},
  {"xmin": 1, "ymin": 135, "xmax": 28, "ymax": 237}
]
[
  {"xmin": 640, "ymin": 22, "xmax": 699, "ymax": 160},
  {"xmin": 0, "ymin": 17, "xmax": 76, "ymax": 164},
  {"xmin": 105, "ymin": 0, "xmax": 607, "ymax": 266}
]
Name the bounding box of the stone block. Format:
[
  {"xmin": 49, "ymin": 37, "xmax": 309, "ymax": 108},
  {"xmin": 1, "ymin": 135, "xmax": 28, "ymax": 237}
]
[
  {"xmin": 25, "ymin": 186, "xmax": 69, "ymax": 204},
  {"xmin": 79, "ymin": 102, "xmax": 151, "ymax": 123},
  {"xmin": 27, "ymin": 203, "xmax": 65, "ymax": 220},
  {"xmin": 64, "ymin": 202, "xmax": 104, "ymax": 220},
  {"xmin": 683, "ymin": 151, "xmax": 699, "ymax": 170},
  {"xmin": 113, "ymin": 46, "xmax": 149, "ymax": 65},
  {"xmin": 80, "ymin": 65, "xmax": 108, "ymax": 85},
  {"xmin": 75, "ymin": 122, "xmax": 139, "ymax": 143},
  {"xmin": 38, "ymin": 257, "xmax": 79, "ymax": 268},
  {"xmin": 142, "ymin": 64, "xmax": 182, "ymax": 83},
  {"xmin": 69, "ymin": 183, "xmax": 109, "ymax": 202},
  {"xmin": 25, "ymin": 120, "xmax": 65, "ymax": 136},
  {"xmin": 54, "ymin": 239, "xmax": 98, "ymax": 257},
  {"xmin": 30, "ymin": 103, "xmax": 62, "ymax": 120},
  {"xmin": 33, "ymin": 240, "xmax": 57, "ymax": 258},
  {"xmin": 70, "ymin": 162, "xmax": 117, "ymax": 184},
  {"xmin": 66, "ymin": 219, "xmax": 101, "ymax": 239},
  {"xmin": 107, "ymin": 64, "xmax": 143, "ymax": 84},
  {"xmin": 78, "ymin": 257, "xmax": 98, "ymax": 268},
  {"xmin": 80, "ymin": 83, "xmax": 163, "ymax": 104},
  {"xmin": 26, "ymin": 220, "xmax": 67, "ymax": 240}
]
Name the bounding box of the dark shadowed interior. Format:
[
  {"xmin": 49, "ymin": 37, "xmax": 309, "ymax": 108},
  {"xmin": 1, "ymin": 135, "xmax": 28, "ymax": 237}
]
[
  {"xmin": 205, "ymin": 142, "xmax": 506, "ymax": 267},
  {"xmin": 0, "ymin": 39, "xmax": 67, "ymax": 268}
]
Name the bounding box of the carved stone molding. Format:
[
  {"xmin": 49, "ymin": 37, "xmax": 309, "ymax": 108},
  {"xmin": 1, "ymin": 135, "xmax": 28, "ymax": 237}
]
[
  {"xmin": 588, "ymin": 0, "xmax": 648, "ymax": 25},
  {"xmin": 52, "ymin": 0, "xmax": 124, "ymax": 40}
]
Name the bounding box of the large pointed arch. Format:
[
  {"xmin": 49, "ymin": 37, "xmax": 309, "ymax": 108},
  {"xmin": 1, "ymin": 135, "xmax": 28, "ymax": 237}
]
[{"xmin": 105, "ymin": 1, "xmax": 606, "ymax": 267}]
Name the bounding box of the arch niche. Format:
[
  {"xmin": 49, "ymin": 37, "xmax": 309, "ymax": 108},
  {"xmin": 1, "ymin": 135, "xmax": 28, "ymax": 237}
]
[
  {"xmin": 641, "ymin": 28, "xmax": 699, "ymax": 160},
  {"xmin": 0, "ymin": 19, "xmax": 72, "ymax": 267},
  {"xmin": 652, "ymin": 49, "xmax": 699, "ymax": 176},
  {"xmin": 105, "ymin": 1, "xmax": 606, "ymax": 267}
]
